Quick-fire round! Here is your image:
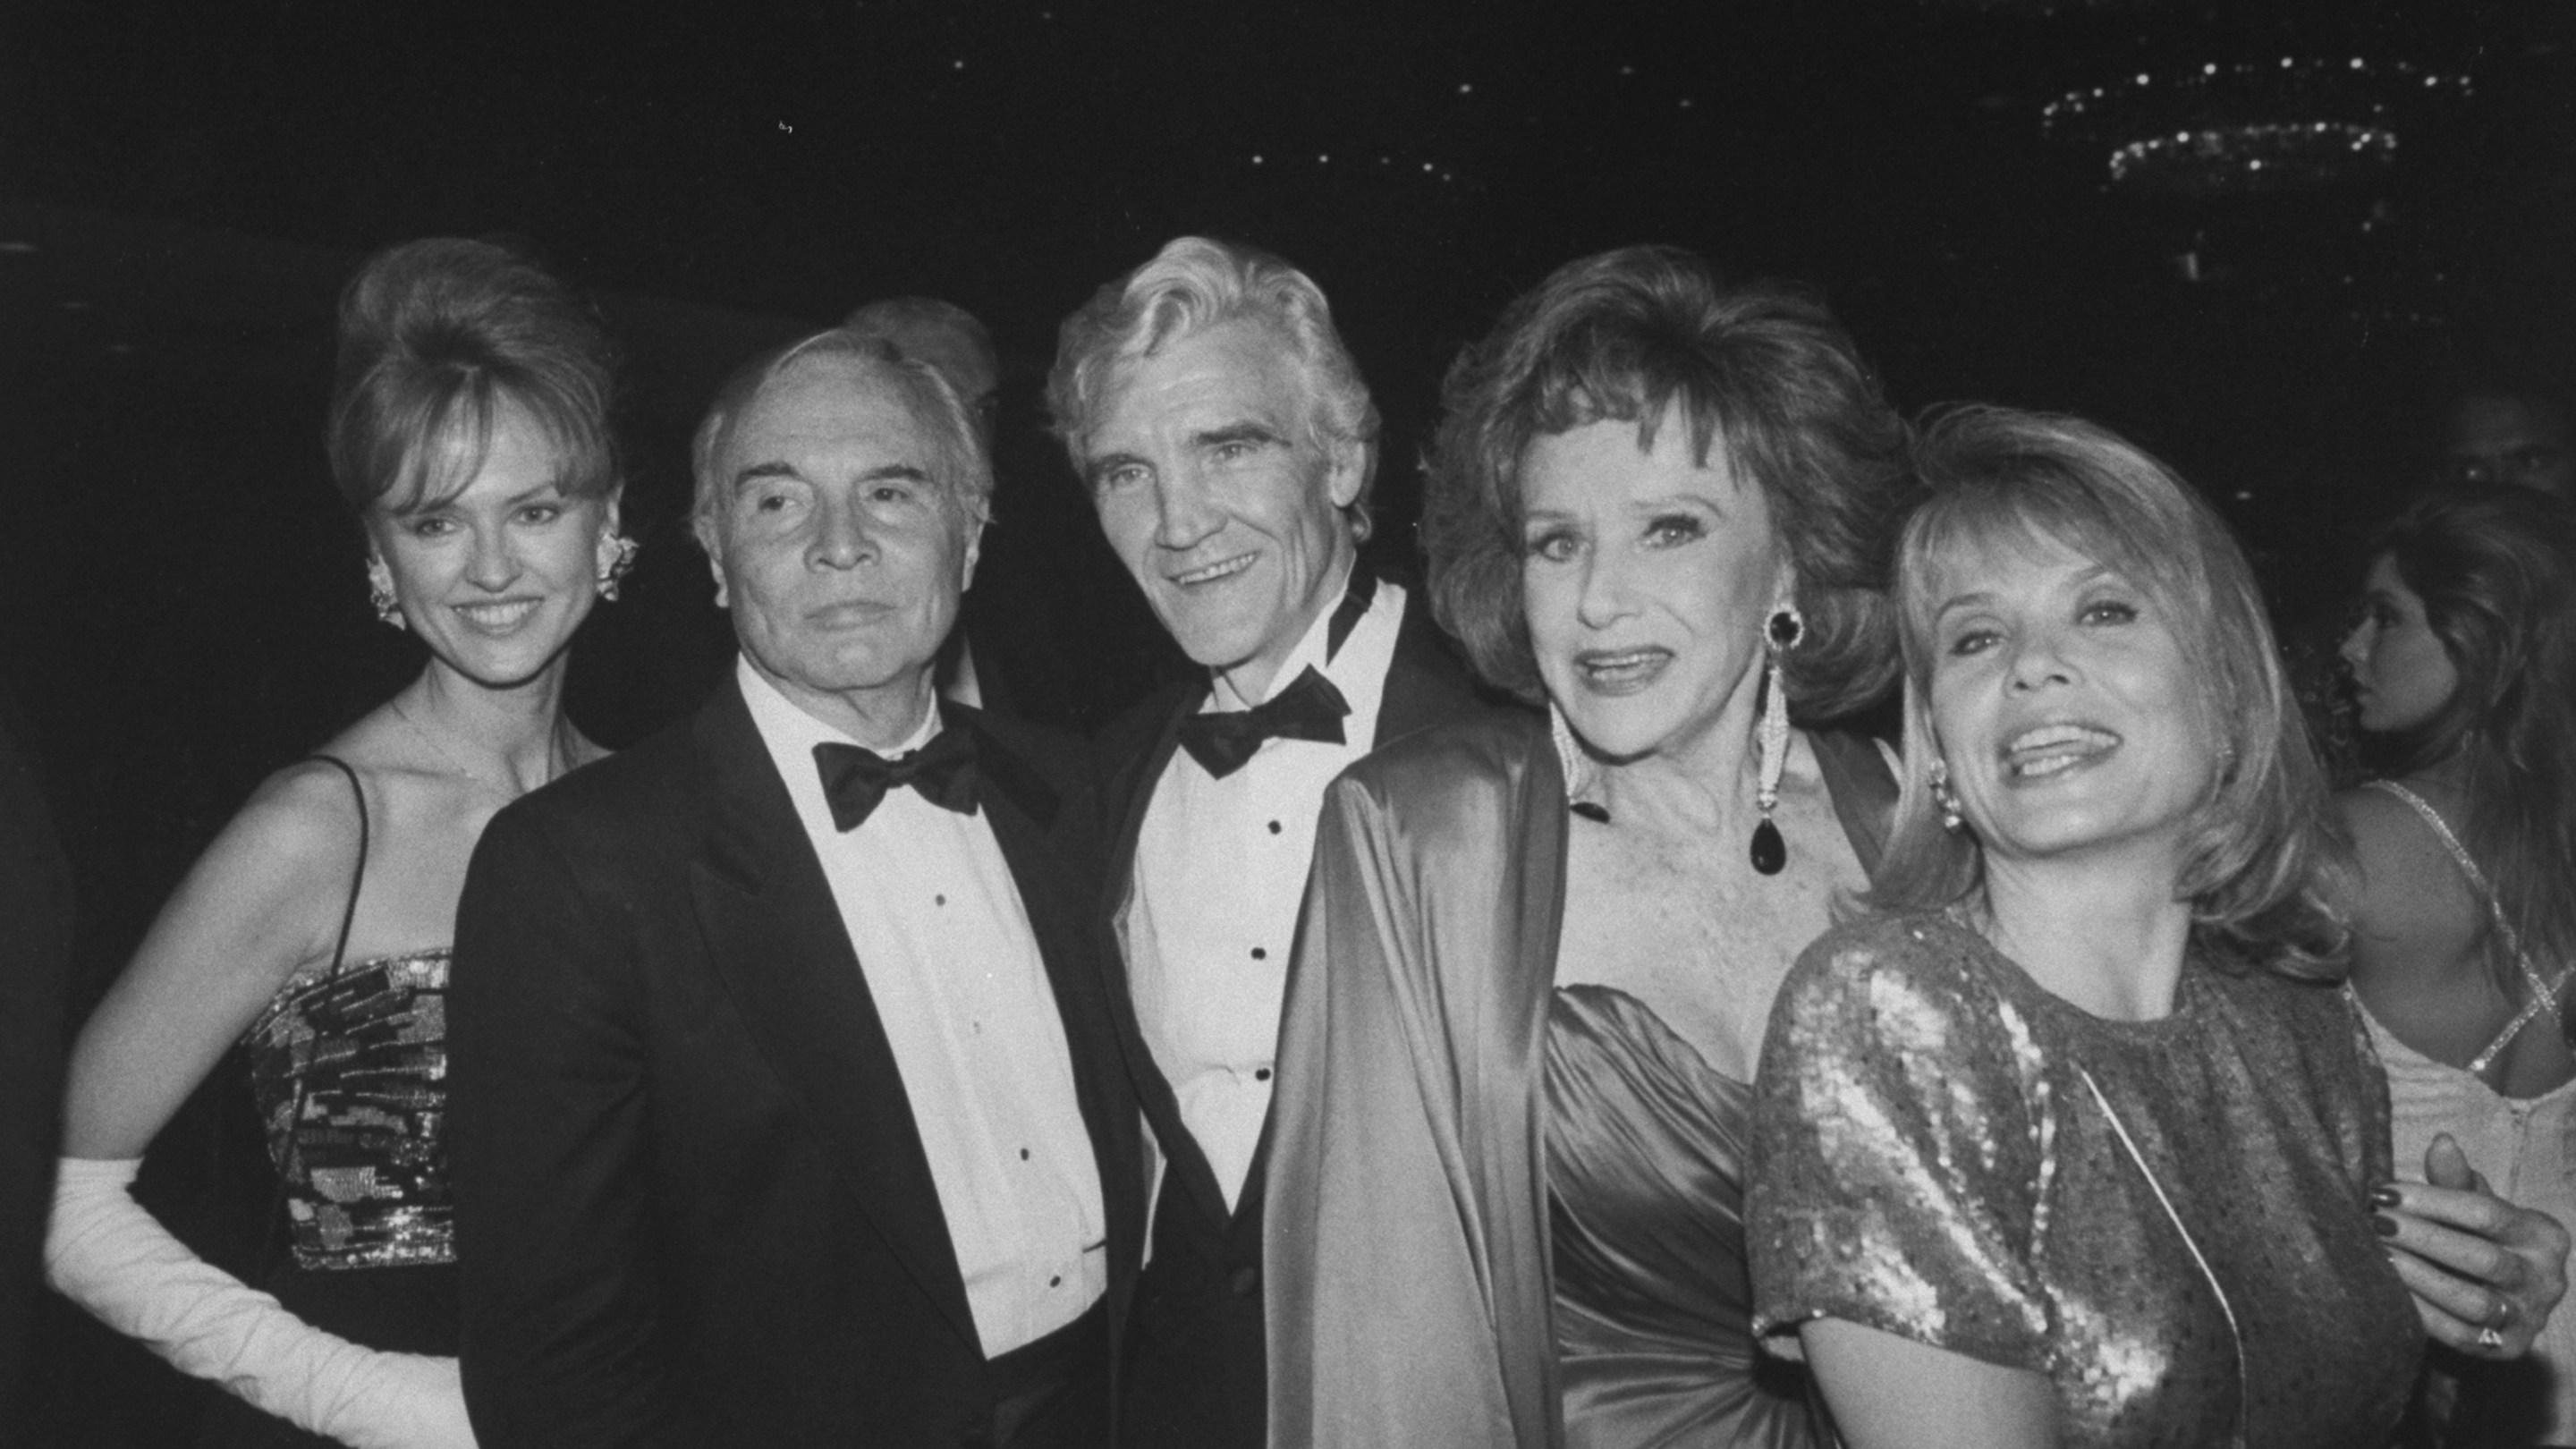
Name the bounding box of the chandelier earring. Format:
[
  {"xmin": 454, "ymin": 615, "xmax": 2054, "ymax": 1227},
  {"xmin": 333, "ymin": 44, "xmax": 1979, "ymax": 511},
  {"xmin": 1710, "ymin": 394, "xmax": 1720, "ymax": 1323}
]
[
  {"xmin": 1928, "ymin": 758, "xmax": 1965, "ymax": 834},
  {"xmin": 596, "ymin": 531, "xmax": 640, "ymax": 602},
  {"xmin": 1750, "ymin": 605, "xmax": 1806, "ymax": 876},
  {"xmin": 365, "ymin": 554, "xmax": 406, "ymax": 631}
]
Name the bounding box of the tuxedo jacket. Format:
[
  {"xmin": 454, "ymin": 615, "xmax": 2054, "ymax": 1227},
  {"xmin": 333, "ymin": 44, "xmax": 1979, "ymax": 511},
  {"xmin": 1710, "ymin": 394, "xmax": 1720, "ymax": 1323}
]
[
  {"xmin": 450, "ymin": 680, "xmax": 1144, "ymax": 1449},
  {"xmin": 1091, "ymin": 584, "xmax": 1513, "ymax": 1449}
]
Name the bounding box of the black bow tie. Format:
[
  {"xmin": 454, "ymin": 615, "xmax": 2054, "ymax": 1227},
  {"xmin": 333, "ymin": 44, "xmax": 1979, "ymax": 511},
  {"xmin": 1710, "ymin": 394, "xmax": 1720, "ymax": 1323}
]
[
  {"xmin": 813, "ymin": 730, "xmax": 979, "ymax": 830},
  {"xmin": 1176, "ymin": 666, "xmax": 1351, "ymax": 780}
]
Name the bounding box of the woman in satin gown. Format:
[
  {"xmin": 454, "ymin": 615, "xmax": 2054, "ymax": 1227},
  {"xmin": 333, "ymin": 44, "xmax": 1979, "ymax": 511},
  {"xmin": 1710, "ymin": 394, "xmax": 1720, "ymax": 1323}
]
[
  {"xmin": 1749, "ymin": 410, "xmax": 2569, "ymax": 1448},
  {"xmin": 2337, "ymin": 484, "xmax": 2576, "ymax": 1445},
  {"xmin": 46, "ymin": 238, "xmax": 626, "ymax": 1448},
  {"xmin": 1264, "ymin": 246, "xmax": 1914, "ymax": 1449}
]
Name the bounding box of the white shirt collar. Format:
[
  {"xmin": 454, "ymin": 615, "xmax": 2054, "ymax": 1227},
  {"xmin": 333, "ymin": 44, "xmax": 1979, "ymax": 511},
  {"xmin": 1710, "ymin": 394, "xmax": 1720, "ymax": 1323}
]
[
  {"xmin": 1208, "ymin": 555, "xmax": 1360, "ymax": 714},
  {"xmin": 736, "ymin": 656, "xmax": 943, "ymax": 758}
]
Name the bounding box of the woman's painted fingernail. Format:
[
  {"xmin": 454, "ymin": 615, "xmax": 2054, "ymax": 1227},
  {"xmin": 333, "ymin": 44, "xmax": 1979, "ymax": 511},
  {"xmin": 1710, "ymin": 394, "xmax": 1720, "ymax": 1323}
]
[
  {"xmin": 2369, "ymin": 1186, "xmax": 2402, "ymax": 1208},
  {"xmin": 2376, "ymin": 1214, "xmax": 2401, "ymax": 1237}
]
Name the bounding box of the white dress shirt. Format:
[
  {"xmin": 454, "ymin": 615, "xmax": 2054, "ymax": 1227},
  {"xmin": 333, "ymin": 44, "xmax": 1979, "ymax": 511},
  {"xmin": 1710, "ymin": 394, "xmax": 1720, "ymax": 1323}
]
[
  {"xmin": 738, "ymin": 658, "xmax": 1107, "ymax": 1357},
  {"xmin": 1120, "ymin": 571, "xmax": 1405, "ymax": 1212}
]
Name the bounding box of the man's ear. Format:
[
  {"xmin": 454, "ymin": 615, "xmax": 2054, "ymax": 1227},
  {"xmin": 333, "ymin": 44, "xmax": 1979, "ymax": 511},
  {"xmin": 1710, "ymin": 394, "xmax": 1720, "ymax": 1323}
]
[
  {"xmin": 695, "ymin": 514, "xmax": 730, "ymax": 610},
  {"xmin": 958, "ymin": 517, "xmax": 986, "ymax": 595},
  {"xmin": 1323, "ymin": 438, "xmax": 1366, "ymax": 512}
]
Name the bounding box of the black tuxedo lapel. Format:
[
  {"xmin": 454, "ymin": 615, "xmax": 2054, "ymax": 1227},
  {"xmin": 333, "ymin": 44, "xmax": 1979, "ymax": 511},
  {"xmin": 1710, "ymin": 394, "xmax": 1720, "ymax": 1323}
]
[
  {"xmin": 952, "ymin": 705, "xmax": 1138, "ymax": 1225},
  {"xmin": 683, "ymin": 682, "xmax": 979, "ymax": 1350},
  {"xmin": 1375, "ymin": 590, "xmax": 1490, "ymax": 749},
  {"xmin": 1093, "ymin": 682, "xmax": 1237, "ymax": 1230}
]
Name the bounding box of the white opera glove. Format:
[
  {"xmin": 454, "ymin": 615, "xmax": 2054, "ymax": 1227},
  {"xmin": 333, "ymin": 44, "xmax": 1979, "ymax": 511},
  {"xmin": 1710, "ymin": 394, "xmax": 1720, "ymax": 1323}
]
[{"xmin": 46, "ymin": 1156, "xmax": 477, "ymax": 1449}]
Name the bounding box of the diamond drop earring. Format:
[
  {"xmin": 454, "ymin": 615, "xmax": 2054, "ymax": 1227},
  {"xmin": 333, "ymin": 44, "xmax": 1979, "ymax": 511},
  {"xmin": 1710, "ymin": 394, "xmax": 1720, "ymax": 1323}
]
[{"xmin": 366, "ymin": 554, "xmax": 406, "ymax": 631}]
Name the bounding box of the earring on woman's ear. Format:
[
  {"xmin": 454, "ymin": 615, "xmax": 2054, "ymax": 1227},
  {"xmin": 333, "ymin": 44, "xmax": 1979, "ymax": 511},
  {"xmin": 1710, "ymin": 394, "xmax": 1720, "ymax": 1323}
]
[
  {"xmin": 597, "ymin": 532, "xmax": 640, "ymax": 602},
  {"xmin": 366, "ymin": 554, "xmax": 406, "ymax": 631},
  {"xmin": 1929, "ymin": 758, "xmax": 1964, "ymax": 833},
  {"xmin": 1751, "ymin": 606, "xmax": 1805, "ymax": 875}
]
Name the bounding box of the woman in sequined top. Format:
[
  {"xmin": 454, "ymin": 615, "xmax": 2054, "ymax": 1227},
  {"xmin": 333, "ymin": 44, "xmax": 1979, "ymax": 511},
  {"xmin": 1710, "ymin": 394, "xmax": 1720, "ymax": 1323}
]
[
  {"xmin": 47, "ymin": 238, "xmax": 624, "ymax": 1449},
  {"xmin": 2338, "ymin": 484, "xmax": 2576, "ymax": 1444},
  {"xmin": 1750, "ymin": 409, "xmax": 2570, "ymax": 1449}
]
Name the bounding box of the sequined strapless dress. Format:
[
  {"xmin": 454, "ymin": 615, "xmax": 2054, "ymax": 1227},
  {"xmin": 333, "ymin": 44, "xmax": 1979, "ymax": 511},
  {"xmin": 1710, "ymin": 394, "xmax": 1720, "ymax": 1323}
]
[
  {"xmin": 199, "ymin": 947, "xmax": 458, "ymax": 1449},
  {"xmin": 1547, "ymin": 985, "xmax": 1818, "ymax": 1449}
]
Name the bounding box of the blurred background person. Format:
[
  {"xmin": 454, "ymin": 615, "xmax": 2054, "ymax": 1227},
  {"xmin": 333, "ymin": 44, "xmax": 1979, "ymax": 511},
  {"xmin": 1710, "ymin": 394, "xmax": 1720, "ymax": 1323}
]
[
  {"xmin": 1265, "ymin": 247, "xmax": 1909, "ymax": 1448},
  {"xmin": 2339, "ymin": 482, "xmax": 2576, "ymax": 1445},
  {"xmin": 44, "ymin": 236, "xmax": 627, "ymax": 1449},
  {"xmin": 2438, "ymin": 376, "xmax": 2573, "ymax": 498},
  {"xmin": 1752, "ymin": 409, "xmax": 2566, "ymax": 1449},
  {"xmin": 1, "ymin": 696, "xmax": 73, "ymax": 1436},
  {"xmin": 844, "ymin": 295, "xmax": 1010, "ymax": 714}
]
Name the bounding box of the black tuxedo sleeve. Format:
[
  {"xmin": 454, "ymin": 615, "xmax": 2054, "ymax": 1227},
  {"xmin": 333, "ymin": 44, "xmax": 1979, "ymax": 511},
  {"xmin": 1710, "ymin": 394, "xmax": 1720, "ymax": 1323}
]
[{"xmin": 449, "ymin": 803, "xmax": 691, "ymax": 1449}]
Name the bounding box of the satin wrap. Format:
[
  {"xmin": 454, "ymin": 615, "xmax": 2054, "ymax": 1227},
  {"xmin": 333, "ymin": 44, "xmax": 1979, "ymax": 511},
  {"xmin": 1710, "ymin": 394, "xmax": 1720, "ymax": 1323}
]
[{"xmin": 1265, "ymin": 713, "xmax": 1889, "ymax": 1449}]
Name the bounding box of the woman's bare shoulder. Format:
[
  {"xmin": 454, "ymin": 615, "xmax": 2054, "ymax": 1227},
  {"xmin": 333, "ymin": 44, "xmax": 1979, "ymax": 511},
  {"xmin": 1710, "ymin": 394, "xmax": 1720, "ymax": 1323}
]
[{"xmin": 198, "ymin": 758, "xmax": 374, "ymax": 911}]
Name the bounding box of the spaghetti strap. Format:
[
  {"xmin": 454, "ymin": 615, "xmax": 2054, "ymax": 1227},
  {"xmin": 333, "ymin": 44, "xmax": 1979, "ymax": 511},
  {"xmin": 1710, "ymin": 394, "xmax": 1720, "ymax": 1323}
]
[
  {"xmin": 2363, "ymin": 778, "xmax": 2569, "ymax": 1075},
  {"xmin": 303, "ymin": 755, "xmax": 368, "ymax": 978}
]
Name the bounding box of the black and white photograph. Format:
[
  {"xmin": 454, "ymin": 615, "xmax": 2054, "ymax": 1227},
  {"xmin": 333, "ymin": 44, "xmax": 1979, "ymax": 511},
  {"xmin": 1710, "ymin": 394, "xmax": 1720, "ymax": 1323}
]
[{"xmin": 5, "ymin": 1, "xmax": 2574, "ymax": 1445}]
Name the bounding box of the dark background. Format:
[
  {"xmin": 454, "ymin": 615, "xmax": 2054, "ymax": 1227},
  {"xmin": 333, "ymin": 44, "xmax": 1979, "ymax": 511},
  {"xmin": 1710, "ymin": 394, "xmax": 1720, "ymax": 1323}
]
[{"xmin": 4, "ymin": 0, "xmax": 2570, "ymax": 1440}]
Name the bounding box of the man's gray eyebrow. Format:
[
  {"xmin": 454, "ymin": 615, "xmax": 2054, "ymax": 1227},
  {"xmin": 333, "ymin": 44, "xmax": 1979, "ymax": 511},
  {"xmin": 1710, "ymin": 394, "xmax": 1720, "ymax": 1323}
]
[
  {"xmin": 1192, "ymin": 422, "xmax": 1285, "ymax": 448},
  {"xmin": 729, "ymin": 461, "xmax": 801, "ymax": 489}
]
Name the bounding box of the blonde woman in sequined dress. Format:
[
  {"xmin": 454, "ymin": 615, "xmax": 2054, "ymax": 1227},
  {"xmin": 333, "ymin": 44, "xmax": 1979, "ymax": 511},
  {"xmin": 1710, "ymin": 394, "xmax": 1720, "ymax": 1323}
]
[
  {"xmin": 45, "ymin": 238, "xmax": 624, "ymax": 1449},
  {"xmin": 1750, "ymin": 410, "xmax": 2569, "ymax": 1449},
  {"xmin": 2340, "ymin": 484, "xmax": 2576, "ymax": 1445}
]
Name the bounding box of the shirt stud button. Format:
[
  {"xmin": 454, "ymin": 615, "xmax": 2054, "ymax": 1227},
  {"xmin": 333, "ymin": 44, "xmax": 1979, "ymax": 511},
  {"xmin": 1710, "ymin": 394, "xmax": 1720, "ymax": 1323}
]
[
  {"xmin": 1255, "ymin": 1067, "xmax": 1272, "ymax": 1082},
  {"xmin": 1019, "ymin": 1148, "xmax": 1030, "ymax": 1161},
  {"xmin": 1250, "ymin": 946, "xmax": 1267, "ymax": 961},
  {"xmin": 1267, "ymin": 820, "xmax": 1282, "ymax": 835}
]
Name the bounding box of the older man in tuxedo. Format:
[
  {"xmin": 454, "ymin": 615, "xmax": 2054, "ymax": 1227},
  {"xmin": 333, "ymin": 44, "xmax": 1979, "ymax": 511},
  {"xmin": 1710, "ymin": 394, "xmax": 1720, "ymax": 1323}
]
[
  {"xmin": 450, "ymin": 331, "xmax": 1140, "ymax": 1448},
  {"xmin": 1046, "ymin": 237, "xmax": 1503, "ymax": 1449}
]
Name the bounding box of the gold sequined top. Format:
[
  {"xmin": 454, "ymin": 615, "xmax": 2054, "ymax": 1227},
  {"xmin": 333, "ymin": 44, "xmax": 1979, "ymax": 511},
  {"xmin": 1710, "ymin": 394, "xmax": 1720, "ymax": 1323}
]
[
  {"xmin": 1750, "ymin": 912, "xmax": 2420, "ymax": 1448},
  {"xmin": 240, "ymin": 948, "xmax": 454, "ymax": 1271}
]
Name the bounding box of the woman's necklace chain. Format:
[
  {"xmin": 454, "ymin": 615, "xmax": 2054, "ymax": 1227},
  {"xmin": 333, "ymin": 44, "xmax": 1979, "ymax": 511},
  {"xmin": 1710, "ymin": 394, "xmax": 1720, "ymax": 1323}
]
[{"xmin": 391, "ymin": 696, "xmax": 562, "ymax": 799}]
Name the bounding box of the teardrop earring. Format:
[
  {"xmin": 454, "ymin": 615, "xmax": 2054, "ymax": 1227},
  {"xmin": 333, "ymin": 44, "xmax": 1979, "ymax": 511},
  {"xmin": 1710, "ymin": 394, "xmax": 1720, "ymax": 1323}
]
[
  {"xmin": 1750, "ymin": 606, "xmax": 1804, "ymax": 875},
  {"xmin": 366, "ymin": 554, "xmax": 406, "ymax": 631},
  {"xmin": 1929, "ymin": 758, "xmax": 1965, "ymax": 833}
]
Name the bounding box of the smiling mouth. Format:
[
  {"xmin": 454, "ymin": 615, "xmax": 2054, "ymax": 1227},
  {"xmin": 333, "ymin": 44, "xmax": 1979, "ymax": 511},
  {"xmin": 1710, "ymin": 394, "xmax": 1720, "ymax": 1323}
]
[
  {"xmin": 1169, "ymin": 553, "xmax": 1257, "ymax": 588},
  {"xmin": 2001, "ymin": 723, "xmax": 2120, "ymax": 780},
  {"xmin": 453, "ymin": 599, "xmax": 542, "ymax": 632},
  {"xmin": 1574, "ymin": 647, "xmax": 1672, "ymax": 695}
]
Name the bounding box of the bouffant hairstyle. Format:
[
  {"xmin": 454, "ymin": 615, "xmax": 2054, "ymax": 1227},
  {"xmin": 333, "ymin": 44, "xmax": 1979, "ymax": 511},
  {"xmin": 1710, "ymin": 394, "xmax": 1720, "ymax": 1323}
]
[
  {"xmin": 1870, "ymin": 406, "xmax": 2351, "ymax": 977},
  {"xmin": 2362, "ymin": 484, "xmax": 2576, "ymax": 979},
  {"xmin": 1420, "ymin": 246, "xmax": 1909, "ymax": 718},
  {"xmin": 1045, "ymin": 235, "xmax": 1379, "ymax": 538},
  {"xmin": 327, "ymin": 237, "xmax": 617, "ymax": 514},
  {"xmin": 688, "ymin": 329, "xmax": 995, "ymax": 546}
]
